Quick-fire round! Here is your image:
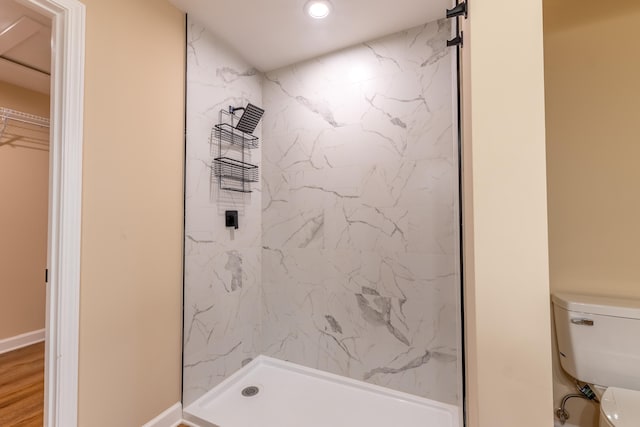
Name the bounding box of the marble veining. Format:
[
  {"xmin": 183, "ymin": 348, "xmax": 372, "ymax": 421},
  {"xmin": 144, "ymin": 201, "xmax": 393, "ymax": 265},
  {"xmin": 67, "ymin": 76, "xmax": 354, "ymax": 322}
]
[
  {"xmin": 183, "ymin": 17, "xmax": 263, "ymax": 406},
  {"xmin": 261, "ymin": 19, "xmax": 460, "ymax": 404},
  {"xmin": 183, "ymin": 16, "xmax": 461, "ymax": 408}
]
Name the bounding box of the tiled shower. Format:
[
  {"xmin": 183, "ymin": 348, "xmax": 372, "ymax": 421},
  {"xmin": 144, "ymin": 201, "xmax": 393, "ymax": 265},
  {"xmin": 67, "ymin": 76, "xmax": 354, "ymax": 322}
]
[{"xmin": 183, "ymin": 14, "xmax": 461, "ymax": 412}]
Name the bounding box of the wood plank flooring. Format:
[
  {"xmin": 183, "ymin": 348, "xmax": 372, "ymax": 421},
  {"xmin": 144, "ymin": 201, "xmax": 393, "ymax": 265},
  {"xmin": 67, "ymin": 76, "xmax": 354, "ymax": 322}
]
[
  {"xmin": 0, "ymin": 345, "xmax": 196, "ymax": 427},
  {"xmin": 0, "ymin": 342, "xmax": 44, "ymax": 427}
]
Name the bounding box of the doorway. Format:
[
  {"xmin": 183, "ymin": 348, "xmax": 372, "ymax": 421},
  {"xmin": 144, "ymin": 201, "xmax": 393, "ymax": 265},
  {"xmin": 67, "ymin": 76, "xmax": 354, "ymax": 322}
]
[
  {"xmin": 0, "ymin": 0, "xmax": 84, "ymax": 425},
  {"xmin": 0, "ymin": 0, "xmax": 51, "ymax": 424}
]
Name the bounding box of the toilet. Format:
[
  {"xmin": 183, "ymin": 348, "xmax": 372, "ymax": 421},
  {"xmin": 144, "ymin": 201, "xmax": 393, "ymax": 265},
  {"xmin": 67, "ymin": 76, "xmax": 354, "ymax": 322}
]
[
  {"xmin": 599, "ymin": 387, "xmax": 640, "ymax": 427},
  {"xmin": 552, "ymin": 293, "xmax": 640, "ymax": 426}
]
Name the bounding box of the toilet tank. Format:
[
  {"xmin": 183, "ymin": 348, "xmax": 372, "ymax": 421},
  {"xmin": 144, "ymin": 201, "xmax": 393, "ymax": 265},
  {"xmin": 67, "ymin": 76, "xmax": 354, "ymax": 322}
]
[{"xmin": 552, "ymin": 293, "xmax": 640, "ymax": 390}]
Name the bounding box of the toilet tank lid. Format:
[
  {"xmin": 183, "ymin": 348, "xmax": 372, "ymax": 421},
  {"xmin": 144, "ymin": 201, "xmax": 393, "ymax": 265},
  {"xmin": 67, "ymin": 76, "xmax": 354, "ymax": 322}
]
[{"xmin": 552, "ymin": 293, "xmax": 640, "ymax": 319}]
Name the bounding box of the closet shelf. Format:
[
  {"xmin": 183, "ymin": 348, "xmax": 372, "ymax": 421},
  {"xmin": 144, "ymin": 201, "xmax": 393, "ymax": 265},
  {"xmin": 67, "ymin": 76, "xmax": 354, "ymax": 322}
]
[
  {"xmin": 0, "ymin": 107, "xmax": 50, "ymax": 139},
  {"xmin": 213, "ymin": 123, "xmax": 259, "ymax": 149},
  {"xmin": 0, "ymin": 108, "xmax": 50, "ymax": 128}
]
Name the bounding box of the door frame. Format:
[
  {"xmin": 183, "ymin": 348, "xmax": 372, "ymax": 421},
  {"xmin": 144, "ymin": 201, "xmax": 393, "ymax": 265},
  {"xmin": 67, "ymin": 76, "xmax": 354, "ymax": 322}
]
[{"xmin": 16, "ymin": 0, "xmax": 85, "ymax": 426}]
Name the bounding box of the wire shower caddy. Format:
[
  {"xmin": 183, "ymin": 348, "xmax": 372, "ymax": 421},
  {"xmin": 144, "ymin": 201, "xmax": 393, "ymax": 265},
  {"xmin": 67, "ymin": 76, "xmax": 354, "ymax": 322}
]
[{"xmin": 212, "ymin": 107, "xmax": 261, "ymax": 193}]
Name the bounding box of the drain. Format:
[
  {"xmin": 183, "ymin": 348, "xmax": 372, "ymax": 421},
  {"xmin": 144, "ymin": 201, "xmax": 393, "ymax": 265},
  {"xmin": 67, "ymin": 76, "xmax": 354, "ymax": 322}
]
[{"xmin": 241, "ymin": 386, "xmax": 259, "ymax": 397}]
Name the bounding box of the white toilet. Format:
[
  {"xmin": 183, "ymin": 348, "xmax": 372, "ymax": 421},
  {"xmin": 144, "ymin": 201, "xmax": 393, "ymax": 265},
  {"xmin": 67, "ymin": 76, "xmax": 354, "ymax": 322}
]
[{"xmin": 552, "ymin": 293, "xmax": 640, "ymax": 427}]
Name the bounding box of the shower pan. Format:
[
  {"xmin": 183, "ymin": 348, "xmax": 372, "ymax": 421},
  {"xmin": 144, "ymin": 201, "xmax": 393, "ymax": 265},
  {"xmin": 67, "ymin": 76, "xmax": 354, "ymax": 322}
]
[
  {"xmin": 183, "ymin": 13, "xmax": 462, "ymax": 427},
  {"xmin": 184, "ymin": 357, "xmax": 459, "ymax": 427}
]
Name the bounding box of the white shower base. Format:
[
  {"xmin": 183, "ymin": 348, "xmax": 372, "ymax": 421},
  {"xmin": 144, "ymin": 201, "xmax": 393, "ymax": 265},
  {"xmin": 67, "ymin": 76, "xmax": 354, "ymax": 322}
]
[{"xmin": 183, "ymin": 356, "xmax": 461, "ymax": 427}]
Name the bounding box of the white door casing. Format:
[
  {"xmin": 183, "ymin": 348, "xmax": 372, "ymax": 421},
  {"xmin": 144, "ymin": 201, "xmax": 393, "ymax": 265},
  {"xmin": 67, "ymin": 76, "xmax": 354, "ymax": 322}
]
[{"xmin": 14, "ymin": 0, "xmax": 85, "ymax": 426}]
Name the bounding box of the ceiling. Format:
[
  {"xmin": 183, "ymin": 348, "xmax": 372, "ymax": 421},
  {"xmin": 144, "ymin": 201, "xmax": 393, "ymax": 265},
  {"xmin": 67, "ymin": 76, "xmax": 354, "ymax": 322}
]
[
  {"xmin": 0, "ymin": 0, "xmax": 450, "ymax": 92},
  {"xmin": 169, "ymin": 0, "xmax": 451, "ymax": 72},
  {"xmin": 0, "ymin": 0, "xmax": 51, "ymax": 94}
]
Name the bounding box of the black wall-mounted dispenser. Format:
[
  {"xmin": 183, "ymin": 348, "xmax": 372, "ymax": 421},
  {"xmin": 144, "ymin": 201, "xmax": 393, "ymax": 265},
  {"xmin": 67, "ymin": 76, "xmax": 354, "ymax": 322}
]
[{"xmin": 225, "ymin": 210, "xmax": 239, "ymax": 229}]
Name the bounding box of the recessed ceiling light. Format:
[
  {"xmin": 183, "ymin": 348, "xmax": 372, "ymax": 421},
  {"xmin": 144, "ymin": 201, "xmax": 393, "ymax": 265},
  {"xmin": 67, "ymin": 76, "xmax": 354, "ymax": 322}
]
[{"xmin": 305, "ymin": 0, "xmax": 332, "ymax": 19}]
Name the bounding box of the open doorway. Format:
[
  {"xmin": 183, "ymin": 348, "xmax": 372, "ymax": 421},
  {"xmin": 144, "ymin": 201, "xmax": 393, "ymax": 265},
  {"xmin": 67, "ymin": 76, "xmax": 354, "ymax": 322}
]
[
  {"xmin": 0, "ymin": 0, "xmax": 51, "ymax": 424},
  {"xmin": 0, "ymin": 0, "xmax": 85, "ymax": 425}
]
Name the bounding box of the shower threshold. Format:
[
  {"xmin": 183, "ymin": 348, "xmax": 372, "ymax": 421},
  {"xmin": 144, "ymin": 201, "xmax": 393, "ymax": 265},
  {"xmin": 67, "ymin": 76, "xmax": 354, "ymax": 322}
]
[{"xmin": 183, "ymin": 356, "xmax": 460, "ymax": 427}]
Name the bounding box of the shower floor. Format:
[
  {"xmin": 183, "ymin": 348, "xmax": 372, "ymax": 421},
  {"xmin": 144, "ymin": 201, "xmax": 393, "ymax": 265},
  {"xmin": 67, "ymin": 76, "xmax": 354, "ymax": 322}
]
[{"xmin": 183, "ymin": 356, "xmax": 460, "ymax": 427}]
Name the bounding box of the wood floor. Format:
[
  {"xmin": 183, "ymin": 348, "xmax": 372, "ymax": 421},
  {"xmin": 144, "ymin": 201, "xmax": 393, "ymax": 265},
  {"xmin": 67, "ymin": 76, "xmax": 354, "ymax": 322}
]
[
  {"xmin": 0, "ymin": 345, "xmax": 193, "ymax": 427},
  {"xmin": 0, "ymin": 342, "xmax": 44, "ymax": 427}
]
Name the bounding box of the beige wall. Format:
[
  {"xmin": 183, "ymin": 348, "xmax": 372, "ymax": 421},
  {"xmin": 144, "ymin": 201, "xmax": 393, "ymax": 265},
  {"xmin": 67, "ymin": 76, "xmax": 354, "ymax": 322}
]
[
  {"xmin": 78, "ymin": 0, "xmax": 185, "ymax": 425},
  {"xmin": 544, "ymin": 0, "xmax": 640, "ymax": 425},
  {"xmin": 461, "ymin": 0, "xmax": 554, "ymax": 426},
  {"xmin": 545, "ymin": 0, "xmax": 640, "ymax": 297},
  {"xmin": 0, "ymin": 81, "xmax": 49, "ymax": 341}
]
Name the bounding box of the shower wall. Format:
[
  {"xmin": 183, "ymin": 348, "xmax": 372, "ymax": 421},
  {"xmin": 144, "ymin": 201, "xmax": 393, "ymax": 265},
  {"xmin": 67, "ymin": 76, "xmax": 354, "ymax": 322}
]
[
  {"xmin": 183, "ymin": 18, "xmax": 263, "ymax": 405},
  {"xmin": 260, "ymin": 20, "xmax": 459, "ymax": 404},
  {"xmin": 183, "ymin": 16, "xmax": 460, "ymax": 407}
]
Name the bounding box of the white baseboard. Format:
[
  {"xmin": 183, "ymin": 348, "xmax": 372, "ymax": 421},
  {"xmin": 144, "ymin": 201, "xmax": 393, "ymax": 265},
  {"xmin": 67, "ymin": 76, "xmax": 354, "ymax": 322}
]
[
  {"xmin": 0, "ymin": 329, "xmax": 45, "ymax": 355},
  {"xmin": 141, "ymin": 402, "xmax": 183, "ymax": 427}
]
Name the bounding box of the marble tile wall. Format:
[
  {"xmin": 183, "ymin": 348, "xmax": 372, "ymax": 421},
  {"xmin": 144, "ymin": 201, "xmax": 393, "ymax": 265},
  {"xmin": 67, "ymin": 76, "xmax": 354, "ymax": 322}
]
[
  {"xmin": 261, "ymin": 19, "xmax": 461, "ymax": 404},
  {"xmin": 183, "ymin": 17, "xmax": 263, "ymax": 406},
  {"xmin": 184, "ymin": 16, "xmax": 461, "ymax": 408}
]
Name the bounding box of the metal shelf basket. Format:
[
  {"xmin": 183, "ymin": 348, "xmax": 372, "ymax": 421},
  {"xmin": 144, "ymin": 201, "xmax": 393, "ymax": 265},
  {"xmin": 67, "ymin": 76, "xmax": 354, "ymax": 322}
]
[
  {"xmin": 211, "ymin": 107, "xmax": 260, "ymax": 193},
  {"xmin": 213, "ymin": 157, "xmax": 259, "ymax": 182},
  {"xmin": 212, "ymin": 123, "xmax": 259, "ymax": 149}
]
